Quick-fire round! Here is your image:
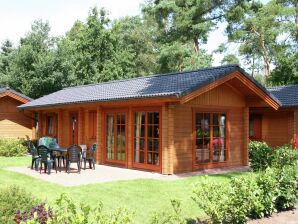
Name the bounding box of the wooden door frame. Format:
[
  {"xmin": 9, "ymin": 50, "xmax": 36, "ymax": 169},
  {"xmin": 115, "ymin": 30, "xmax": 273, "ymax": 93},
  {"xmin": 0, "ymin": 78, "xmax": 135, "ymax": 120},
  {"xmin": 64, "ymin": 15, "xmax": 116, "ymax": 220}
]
[
  {"xmin": 131, "ymin": 107, "xmax": 162, "ymax": 173},
  {"xmin": 102, "ymin": 109, "xmax": 129, "ymax": 167},
  {"xmin": 192, "ymin": 108, "xmax": 230, "ymax": 170},
  {"xmin": 69, "ymin": 112, "xmax": 79, "ymax": 145}
]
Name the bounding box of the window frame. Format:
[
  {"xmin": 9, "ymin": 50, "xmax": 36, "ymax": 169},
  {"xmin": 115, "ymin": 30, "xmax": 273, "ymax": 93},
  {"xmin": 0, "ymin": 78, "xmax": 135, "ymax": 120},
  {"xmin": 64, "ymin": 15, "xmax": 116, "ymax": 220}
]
[
  {"xmin": 132, "ymin": 107, "xmax": 162, "ymax": 172},
  {"xmin": 103, "ymin": 109, "xmax": 128, "ymax": 166},
  {"xmin": 192, "ymin": 108, "xmax": 230, "ymax": 169}
]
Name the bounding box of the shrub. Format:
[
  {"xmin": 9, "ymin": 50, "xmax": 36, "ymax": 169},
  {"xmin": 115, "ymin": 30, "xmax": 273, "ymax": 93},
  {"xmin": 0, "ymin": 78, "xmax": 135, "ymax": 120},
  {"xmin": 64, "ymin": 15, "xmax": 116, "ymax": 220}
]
[
  {"xmin": 22, "ymin": 194, "xmax": 133, "ymax": 224},
  {"xmin": 254, "ymin": 168, "xmax": 279, "ymax": 217},
  {"xmin": 192, "ymin": 177, "xmax": 231, "ymax": 223},
  {"xmin": 275, "ymin": 162, "xmax": 298, "ymax": 211},
  {"xmin": 249, "ymin": 141, "xmax": 273, "ymax": 171},
  {"xmin": 0, "ymin": 185, "xmax": 39, "ymax": 224},
  {"xmin": 150, "ymin": 199, "xmax": 187, "ymax": 224},
  {"xmin": 271, "ymin": 145, "xmax": 298, "ymax": 169},
  {"xmin": 14, "ymin": 204, "xmax": 54, "ymax": 224},
  {"xmin": 0, "ymin": 138, "xmax": 28, "ymax": 157}
]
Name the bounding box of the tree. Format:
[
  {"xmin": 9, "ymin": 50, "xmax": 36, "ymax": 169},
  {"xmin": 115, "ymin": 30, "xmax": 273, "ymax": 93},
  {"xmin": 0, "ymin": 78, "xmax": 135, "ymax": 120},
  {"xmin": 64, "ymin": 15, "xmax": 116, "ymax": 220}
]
[
  {"xmin": 221, "ymin": 54, "xmax": 240, "ymax": 65},
  {"xmin": 7, "ymin": 20, "xmax": 63, "ymax": 98},
  {"xmin": 225, "ymin": 0, "xmax": 295, "ymax": 78},
  {"xmin": 0, "ymin": 40, "xmax": 14, "ymax": 87},
  {"xmin": 269, "ymin": 51, "xmax": 298, "ymax": 85}
]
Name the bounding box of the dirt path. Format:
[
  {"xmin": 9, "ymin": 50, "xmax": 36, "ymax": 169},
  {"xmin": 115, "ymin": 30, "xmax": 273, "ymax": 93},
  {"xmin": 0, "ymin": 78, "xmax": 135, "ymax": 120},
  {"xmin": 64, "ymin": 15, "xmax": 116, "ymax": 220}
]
[{"xmin": 249, "ymin": 207, "xmax": 298, "ymax": 224}]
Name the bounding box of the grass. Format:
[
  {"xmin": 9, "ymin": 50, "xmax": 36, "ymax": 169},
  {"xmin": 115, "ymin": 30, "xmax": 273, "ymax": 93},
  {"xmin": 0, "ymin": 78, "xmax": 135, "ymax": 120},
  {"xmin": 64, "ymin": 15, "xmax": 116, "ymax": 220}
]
[{"xmin": 0, "ymin": 156, "xmax": 248, "ymax": 223}]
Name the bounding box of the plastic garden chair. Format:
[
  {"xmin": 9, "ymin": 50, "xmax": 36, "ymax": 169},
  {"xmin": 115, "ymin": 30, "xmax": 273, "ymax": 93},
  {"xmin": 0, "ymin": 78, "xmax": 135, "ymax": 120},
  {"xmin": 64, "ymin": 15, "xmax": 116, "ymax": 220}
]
[
  {"xmin": 28, "ymin": 142, "xmax": 40, "ymax": 171},
  {"xmin": 83, "ymin": 144, "xmax": 97, "ymax": 170},
  {"xmin": 66, "ymin": 145, "xmax": 82, "ymax": 173},
  {"xmin": 37, "ymin": 145, "xmax": 57, "ymax": 175}
]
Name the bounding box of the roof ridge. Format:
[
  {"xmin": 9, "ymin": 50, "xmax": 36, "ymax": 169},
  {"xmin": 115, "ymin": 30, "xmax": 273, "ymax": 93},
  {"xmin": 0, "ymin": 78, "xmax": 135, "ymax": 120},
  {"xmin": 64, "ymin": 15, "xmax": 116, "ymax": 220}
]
[
  {"xmin": 267, "ymin": 84, "xmax": 298, "ymax": 89},
  {"xmin": 63, "ymin": 64, "xmax": 239, "ymax": 90}
]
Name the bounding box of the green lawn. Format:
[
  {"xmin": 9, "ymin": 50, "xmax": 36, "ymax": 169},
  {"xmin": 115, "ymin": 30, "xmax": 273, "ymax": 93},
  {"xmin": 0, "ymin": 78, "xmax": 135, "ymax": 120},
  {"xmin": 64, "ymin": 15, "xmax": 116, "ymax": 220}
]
[{"xmin": 0, "ymin": 157, "xmax": 248, "ymax": 223}]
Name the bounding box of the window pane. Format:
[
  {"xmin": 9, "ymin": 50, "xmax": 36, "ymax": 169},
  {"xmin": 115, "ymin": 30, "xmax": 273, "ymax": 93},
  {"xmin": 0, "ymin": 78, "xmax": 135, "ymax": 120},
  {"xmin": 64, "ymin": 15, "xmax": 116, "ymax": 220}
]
[
  {"xmin": 153, "ymin": 125, "xmax": 159, "ymax": 138},
  {"xmin": 147, "ymin": 152, "xmax": 153, "ymax": 164},
  {"xmin": 196, "ymin": 138, "xmax": 203, "ymax": 149},
  {"xmin": 135, "ymin": 112, "xmax": 145, "ymax": 125},
  {"xmin": 117, "ymin": 114, "xmax": 121, "ymax": 124},
  {"xmin": 213, "ymin": 126, "xmax": 219, "ymax": 137},
  {"xmin": 153, "ymin": 153, "xmax": 159, "ymax": 165},
  {"xmin": 213, "ymin": 114, "xmax": 219, "ymax": 125},
  {"xmin": 106, "ymin": 115, "xmax": 114, "ymax": 160},
  {"xmin": 47, "ymin": 116, "xmax": 54, "ymax": 134},
  {"xmin": 148, "ymin": 125, "xmax": 153, "ymax": 138},
  {"xmin": 148, "ymin": 138, "xmax": 153, "ymax": 151},
  {"xmin": 135, "ymin": 150, "xmax": 144, "ymax": 163},
  {"xmin": 219, "ymin": 114, "xmax": 226, "ymax": 126},
  {"xmin": 196, "ymin": 113, "xmax": 203, "ymax": 125},
  {"xmin": 153, "ymin": 112, "xmax": 159, "ymax": 124},
  {"xmin": 121, "ymin": 114, "xmax": 125, "ymax": 124},
  {"xmin": 195, "ymin": 148, "xmax": 210, "ymax": 163},
  {"xmin": 148, "ymin": 112, "xmax": 153, "ymax": 124},
  {"xmin": 196, "ymin": 126, "xmax": 203, "ymax": 138},
  {"xmin": 153, "ymin": 139, "xmax": 159, "ymax": 152}
]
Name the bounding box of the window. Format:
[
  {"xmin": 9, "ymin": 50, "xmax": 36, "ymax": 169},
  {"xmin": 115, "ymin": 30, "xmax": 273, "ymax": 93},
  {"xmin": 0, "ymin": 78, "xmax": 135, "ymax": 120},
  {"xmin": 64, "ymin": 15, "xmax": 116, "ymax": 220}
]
[
  {"xmin": 249, "ymin": 114, "xmax": 262, "ymax": 140},
  {"xmin": 88, "ymin": 111, "xmax": 97, "ymax": 139},
  {"xmin": 134, "ymin": 111, "xmax": 160, "ymax": 166},
  {"xmin": 46, "ymin": 115, "xmax": 56, "ymax": 137},
  {"xmin": 106, "ymin": 113, "xmax": 126, "ymax": 161},
  {"xmin": 194, "ymin": 112, "xmax": 227, "ymax": 164}
]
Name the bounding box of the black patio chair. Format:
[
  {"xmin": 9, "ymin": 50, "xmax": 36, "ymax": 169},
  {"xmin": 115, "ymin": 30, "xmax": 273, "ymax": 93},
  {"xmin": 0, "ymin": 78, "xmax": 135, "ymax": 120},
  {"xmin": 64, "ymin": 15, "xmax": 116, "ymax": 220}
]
[
  {"xmin": 66, "ymin": 145, "xmax": 82, "ymax": 174},
  {"xmin": 49, "ymin": 142, "xmax": 65, "ymax": 170},
  {"xmin": 28, "ymin": 142, "xmax": 40, "ymax": 170},
  {"xmin": 82, "ymin": 144, "xmax": 97, "ymax": 170},
  {"xmin": 37, "ymin": 145, "xmax": 57, "ymax": 174}
]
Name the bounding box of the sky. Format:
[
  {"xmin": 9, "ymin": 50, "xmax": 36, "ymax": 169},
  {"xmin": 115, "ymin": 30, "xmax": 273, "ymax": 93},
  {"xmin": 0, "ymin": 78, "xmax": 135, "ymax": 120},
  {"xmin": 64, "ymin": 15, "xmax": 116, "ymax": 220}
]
[{"xmin": 0, "ymin": 0, "xmax": 234, "ymax": 65}]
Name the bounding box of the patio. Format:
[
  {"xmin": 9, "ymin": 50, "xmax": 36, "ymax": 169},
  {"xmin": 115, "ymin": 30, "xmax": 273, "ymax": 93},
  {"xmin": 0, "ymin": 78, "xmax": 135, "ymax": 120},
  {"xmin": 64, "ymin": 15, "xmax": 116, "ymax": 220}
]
[{"xmin": 6, "ymin": 164, "xmax": 249, "ymax": 186}]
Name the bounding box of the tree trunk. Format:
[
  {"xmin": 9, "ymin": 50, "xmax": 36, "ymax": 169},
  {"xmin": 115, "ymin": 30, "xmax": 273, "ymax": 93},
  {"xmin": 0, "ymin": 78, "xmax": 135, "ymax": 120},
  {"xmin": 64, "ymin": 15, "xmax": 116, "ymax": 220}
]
[
  {"xmin": 193, "ymin": 37, "xmax": 199, "ymax": 54},
  {"xmin": 258, "ymin": 33, "xmax": 271, "ymax": 77}
]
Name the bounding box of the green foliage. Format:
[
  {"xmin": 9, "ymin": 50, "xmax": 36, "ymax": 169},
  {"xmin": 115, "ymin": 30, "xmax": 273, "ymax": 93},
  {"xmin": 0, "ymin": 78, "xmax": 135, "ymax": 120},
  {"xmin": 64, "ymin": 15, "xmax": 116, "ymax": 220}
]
[
  {"xmin": 192, "ymin": 177, "xmax": 230, "ymax": 223},
  {"xmin": 0, "ymin": 138, "xmax": 28, "ymax": 157},
  {"xmin": 249, "ymin": 141, "xmax": 274, "ymax": 171},
  {"xmin": 194, "ymin": 144, "xmax": 298, "ymax": 223},
  {"xmin": 269, "ymin": 51, "xmax": 298, "ymax": 85},
  {"xmin": 255, "ymin": 168, "xmax": 279, "ymax": 216},
  {"xmin": 271, "ymin": 144, "xmax": 298, "ymax": 169},
  {"xmin": 221, "ymin": 54, "xmax": 240, "ymax": 65},
  {"xmin": 0, "ymin": 185, "xmax": 39, "ymax": 224},
  {"xmin": 150, "ymin": 199, "xmax": 186, "ymax": 224},
  {"xmin": 275, "ymin": 163, "xmax": 298, "ymax": 210},
  {"xmin": 23, "ymin": 194, "xmax": 133, "ymax": 224}
]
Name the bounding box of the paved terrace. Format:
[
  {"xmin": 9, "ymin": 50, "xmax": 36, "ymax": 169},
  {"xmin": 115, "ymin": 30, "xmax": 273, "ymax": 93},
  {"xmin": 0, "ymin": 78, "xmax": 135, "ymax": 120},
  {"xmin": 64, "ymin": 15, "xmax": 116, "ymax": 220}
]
[{"xmin": 6, "ymin": 165, "xmax": 249, "ymax": 186}]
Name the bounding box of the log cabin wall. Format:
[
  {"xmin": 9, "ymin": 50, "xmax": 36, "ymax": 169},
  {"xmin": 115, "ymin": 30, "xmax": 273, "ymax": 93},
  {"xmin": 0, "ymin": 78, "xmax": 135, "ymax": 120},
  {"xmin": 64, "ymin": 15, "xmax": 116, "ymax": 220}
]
[
  {"xmin": 250, "ymin": 108, "xmax": 294, "ymax": 147},
  {"xmin": 0, "ymin": 96, "xmax": 32, "ymax": 139},
  {"xmin": 172, "ymin": 84, "xmax": 248, "ymax": 173}
]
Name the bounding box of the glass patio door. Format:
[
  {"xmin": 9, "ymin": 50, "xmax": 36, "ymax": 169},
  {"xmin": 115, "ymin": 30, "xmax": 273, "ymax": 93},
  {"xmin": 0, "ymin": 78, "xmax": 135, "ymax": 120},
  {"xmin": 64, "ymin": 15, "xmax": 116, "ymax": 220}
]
[{"xmin": 105, "ymin": 112, "xmax": 126, "ymax": 164}]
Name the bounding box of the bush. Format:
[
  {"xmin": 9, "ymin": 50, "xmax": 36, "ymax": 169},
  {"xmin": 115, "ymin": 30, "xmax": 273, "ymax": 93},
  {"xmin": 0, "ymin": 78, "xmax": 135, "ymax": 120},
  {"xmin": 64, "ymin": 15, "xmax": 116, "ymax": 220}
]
[
  {"xmin": 150, "ymin": 199, "xmax": 186, "ymax": 224},
  {"xmin": 22, "ymin": 194, "xmax": 133, "ymax": 224},
  {"xmin": 14, "ymin": 204, "xmax": 54, "ymax": 224},
  {"xmin": 275, "ymin": 163, "xmax": 298, "ymax": 211},
  {"xmin": 271, "ymin": 145, "xmax": 298, "ymax": 169},
  {"xmin": 0, "ymin": 138, "xmax": 28, "ymax": 157},
  {"xmin": 249, "ymin": 141, "xmax": 273, "ymax": 171},
  {"xmin": 0, "ymin": 185, "xmax": 40, "ymax": 224},
  {"xmin": 192, "ymin": 167, "xmax": 298, "ymax": 223},
  {"xmin": 254, "ymin": 168, "xmax": 279, "ymax": 217},
  {"xmin": 192, "ymin": 177, "xmax": 231, "ymax": 223}
]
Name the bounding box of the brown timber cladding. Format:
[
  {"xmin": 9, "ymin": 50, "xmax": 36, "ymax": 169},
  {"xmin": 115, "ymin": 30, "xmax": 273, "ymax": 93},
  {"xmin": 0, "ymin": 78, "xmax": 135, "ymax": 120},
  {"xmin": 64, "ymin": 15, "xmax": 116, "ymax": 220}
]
[{"xmin": 0, "ymin": 96, "xmax": 32, "ymax": 138}]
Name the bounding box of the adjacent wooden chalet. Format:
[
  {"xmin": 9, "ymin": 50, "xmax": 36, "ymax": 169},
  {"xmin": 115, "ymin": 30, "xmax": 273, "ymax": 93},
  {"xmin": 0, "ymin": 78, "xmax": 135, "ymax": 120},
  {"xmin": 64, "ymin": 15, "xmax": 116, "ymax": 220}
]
[
  {"xmin": 249, "ymin": 85, "xmax": 298, "ymax": 147},
  {"xmin": 0, "ymin": 87, "xmax": 33, "ymax": 139},
  {"xmin": 19, "ymin": 65, "xmax": 282, "ymax": 174}
]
